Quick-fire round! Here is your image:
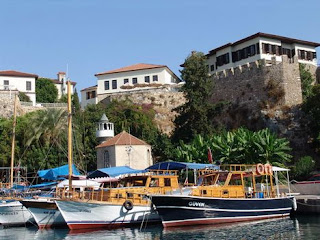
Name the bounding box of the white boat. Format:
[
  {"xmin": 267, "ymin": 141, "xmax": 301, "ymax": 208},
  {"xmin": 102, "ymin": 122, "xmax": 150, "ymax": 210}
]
[
  {"xmin": 21, "ymin": 179, "xmax": 102, "ymax": 229},
  {"xmin": 0, "ymin": 200, "xmax": 34, "ymax": 227},
  {"xmin": 55, "ymin": 200, "xmax": 159, "ymax": 230},
  {"xmin": 20, "ymin": 198, "xmax": 65, "ymax": 229},
  {"xmin": 55, "ymin": 169, "xmax": 180, "ymax": 230}
]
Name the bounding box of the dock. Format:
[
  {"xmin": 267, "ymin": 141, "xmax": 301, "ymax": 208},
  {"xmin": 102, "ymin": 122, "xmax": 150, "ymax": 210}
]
[{"xmin": 295, "ymin": 195, "xmax": 320, "ymax": 214}]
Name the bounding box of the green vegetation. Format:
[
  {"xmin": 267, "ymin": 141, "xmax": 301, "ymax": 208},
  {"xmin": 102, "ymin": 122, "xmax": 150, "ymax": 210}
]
[
  {"xmin": 172, "ymin": 51, "xmax": 221, "ymax": 142},
  {"xmin": 300, "ymin": 64, "xmax": 314, "ymax": 101},
  {"xmin": 291, "ymin": 156, "xmax": 315, "ymax": 181},
  {"xmin": 18, "ymin": 92, "xmax": 31, "ymax": 102},
  {"xmin": 36, "ymin": 78, "xmax": 58, "ymax": 103},
  {"xmin": 173, "ymin": 128, "xmax": 292, "ymax": 167}
]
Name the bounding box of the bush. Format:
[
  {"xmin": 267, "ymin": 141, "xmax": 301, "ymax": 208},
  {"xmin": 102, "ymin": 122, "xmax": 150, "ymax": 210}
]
[
  {"xmin": 18, "ymin": 92, "xmax": 31, "ymax": 102},
  {"xmin": 291, "ymin": 156, "xmax": 315, "ymax": 180}
]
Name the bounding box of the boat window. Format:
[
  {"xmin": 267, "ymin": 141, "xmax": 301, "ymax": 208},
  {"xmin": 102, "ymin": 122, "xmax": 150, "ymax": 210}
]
[
  {"xmin": 217, "ymin": 173, "xmax": 228, "ymax": 186},
  {"xmin": 164, "ymin": 178, "xmax": 171, "ymax": 186},
  {"xmin": 132, "ymin": 178, "xmax": 147, "ymax": 187},
  {"xmin": 149, "ymin": 178, "xmax": 159, "ymax": 187},
  {"xmin": 228, "ymin": 174, "xmax": 243, "ymax": 186}
]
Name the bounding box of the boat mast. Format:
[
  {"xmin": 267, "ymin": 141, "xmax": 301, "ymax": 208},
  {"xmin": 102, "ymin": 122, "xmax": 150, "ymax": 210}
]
[
  {"xmin": 67, "ymin": 80, "xmax": 73, "ymax": 193},
  {"xmin": 10, "ymin": 94, "xmax": 18, "ymax": 188}
]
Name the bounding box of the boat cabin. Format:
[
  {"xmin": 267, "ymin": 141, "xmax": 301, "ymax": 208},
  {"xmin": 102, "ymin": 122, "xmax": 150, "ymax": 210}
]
[
  {"xmin": 193, "ymin": 164, "xmax": 275, "ymax": 198},
  {"xmin": 59, "ymin": 170, "xmax": 180, "ymax": 206}
]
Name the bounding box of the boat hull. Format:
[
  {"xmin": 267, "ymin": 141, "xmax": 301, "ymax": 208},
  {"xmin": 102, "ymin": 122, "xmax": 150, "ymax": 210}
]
[
  {"xmin": 0, "ymin": 200, "xmax": 34, "ymax": 227},
  {"xmin": 21, "ymin": 199, "xmax": 66, "ymax": 229},
  {"xmin": 55, "ymin": 200, "xmax": 160, "ymax": 230},
  {"xmin": 151, "ymin": 195, "xmax": 295, "ymax": 228}
]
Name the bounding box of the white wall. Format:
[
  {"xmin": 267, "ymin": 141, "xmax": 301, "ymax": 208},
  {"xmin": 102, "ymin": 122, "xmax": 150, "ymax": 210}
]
[
  {"xmin": 207, "ymin": 36, "xmax": 318, "ymax": 73},
  {"xmin": 0, "ymin": 76, "xmax": 36, "ymax": 105},
  {"xmin": 97, "ymin": 144, "xmax": 153, "ymax": 170},
  {"xmin": 54, "ymin": 83, "xmax": 74, "ymax": 99},
  {"xmin": 96, "ymin": 67, "xmax": 177, "ymax": 95},
  {"xmin": 80, "ymin": 88, "xmax": 97, "ymax": 109}
]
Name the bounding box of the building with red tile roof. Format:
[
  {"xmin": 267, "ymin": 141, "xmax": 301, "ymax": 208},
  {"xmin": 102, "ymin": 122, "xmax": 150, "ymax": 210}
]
[{"xmin": 96, "ymin": 131, "xmax": 152, "ymax": 170}]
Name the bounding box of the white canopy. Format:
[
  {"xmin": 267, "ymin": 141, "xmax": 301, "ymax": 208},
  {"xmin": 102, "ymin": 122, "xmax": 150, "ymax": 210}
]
[
  {"xmin": 272, "ymin": 166, "xmax": 290, "ymax": 172},
  {"xmin": 57, "ymin": 179, "xmax": 101, "ymax": 190}
]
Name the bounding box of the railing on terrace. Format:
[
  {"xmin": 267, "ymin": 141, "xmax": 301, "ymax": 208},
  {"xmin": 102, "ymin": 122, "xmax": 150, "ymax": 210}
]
[{"xmin": 19, "ymin": 102, "xmax": 67, "ymax": 108}]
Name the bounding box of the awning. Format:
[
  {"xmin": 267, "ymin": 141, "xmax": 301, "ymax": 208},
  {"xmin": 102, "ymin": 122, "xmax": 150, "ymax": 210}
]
[
  {"xmin": 56, "ymin": 179, "xmax": 101, "ymax": 190},
  {"xmin": 147, "ymin": 161, "xmax": 219, "ymax": 170},
  {"xmin": 87, "ymin": 166, "xmax": 146, "ymax": 178},
  {"xmin": 37, "ymin": 164, "xmax": 80, "ymax": 180},
  {"xmin": 272, "ymin": 166, "xmax": 290, "ymax": 172}
]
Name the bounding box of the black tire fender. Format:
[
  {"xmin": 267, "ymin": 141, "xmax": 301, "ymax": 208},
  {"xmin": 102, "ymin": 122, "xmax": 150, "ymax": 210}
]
[{"xmin": 123, "ymin": 200, "xmax": 133, "ymax": 211}]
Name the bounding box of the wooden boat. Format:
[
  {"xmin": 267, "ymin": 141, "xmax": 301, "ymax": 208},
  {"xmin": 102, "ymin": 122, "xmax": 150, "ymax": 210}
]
[
  {"xmin": 55, "ymin": 170, "xmax": 180, "ymax": 230},
  {"xmin": 21, "ymin": 179, "xmax": 101, "ymax": 229},
  {"xmin": 150, "ymin": 164, "xmax": 297, "ymax": 228}
]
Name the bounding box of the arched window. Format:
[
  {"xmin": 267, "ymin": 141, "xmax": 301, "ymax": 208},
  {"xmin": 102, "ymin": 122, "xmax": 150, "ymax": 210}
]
[{"xmin": 104, "ymin": 150, "xmax": 110, "ymax": 168}]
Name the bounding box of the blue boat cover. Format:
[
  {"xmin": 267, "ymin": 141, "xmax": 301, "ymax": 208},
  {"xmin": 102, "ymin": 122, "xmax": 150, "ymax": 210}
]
[
  {"xmin": 147, "ymin": 161, "xmax": 219, "ymax": 170},
  {"xmin": 88, "ymin": 166, "xmax": 146, "ymax": 178},
  {"xmin": 28, "ymin": 181, "xmax": 58, "ymax": 189},
  {"xmin": 37, "ymin": 164, "xmax": 80, "ymax": 180}
]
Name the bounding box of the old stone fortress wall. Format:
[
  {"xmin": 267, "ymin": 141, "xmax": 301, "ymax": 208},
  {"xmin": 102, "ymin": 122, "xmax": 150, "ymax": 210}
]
[{"xmin": 210, "ymin": 55, "xmax": 317, "ymax": 110}]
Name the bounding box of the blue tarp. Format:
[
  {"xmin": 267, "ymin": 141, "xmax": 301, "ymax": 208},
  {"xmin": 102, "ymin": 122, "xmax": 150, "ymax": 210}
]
[
  {"xmin": 28, "ymin": 181, "xmax": 58, "ymax": 189},
  {"xmin": 147, "ymin": 161, "xmax": 219, "ymax": 170},
  {"xmin": 88, "ymin": 166, "xmax": 146, "ymax": 178},
  {"xmin": 37, "ymin": 164, "xmax": 80, "ymax": 180}
]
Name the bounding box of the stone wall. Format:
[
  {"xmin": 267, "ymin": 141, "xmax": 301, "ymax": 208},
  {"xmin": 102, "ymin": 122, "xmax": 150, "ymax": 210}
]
[
  {"xmin": 211, "ymin": 56, "xmax": 303, "ymax": 109},
  {"xmin": 99, "ymin": 86, "xmax": 186, "ymax": 135}
]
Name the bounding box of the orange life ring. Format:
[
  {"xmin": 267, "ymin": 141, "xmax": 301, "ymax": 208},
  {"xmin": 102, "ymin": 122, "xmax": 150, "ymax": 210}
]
[
  {"xmin": 264, "ymin": 164, "xmax": 273, "ymax": 175},
  {"xmin": 256, "ymin": 163, "xmax": 264, "ymax": 175}
]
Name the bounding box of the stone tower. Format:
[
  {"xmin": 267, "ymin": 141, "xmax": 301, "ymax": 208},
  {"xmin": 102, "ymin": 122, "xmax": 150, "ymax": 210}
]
[{"xmin": 96, "ymin": 114, "xmax": 114, "ymax": 143}]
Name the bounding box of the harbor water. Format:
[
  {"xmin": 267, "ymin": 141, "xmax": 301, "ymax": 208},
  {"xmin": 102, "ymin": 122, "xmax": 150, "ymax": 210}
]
[{"xmin": 0, "ymin": 216, "xmax": 320, "ymax": 240}]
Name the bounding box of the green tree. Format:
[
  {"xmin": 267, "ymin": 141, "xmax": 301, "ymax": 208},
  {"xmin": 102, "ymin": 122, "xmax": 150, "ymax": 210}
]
[
  {"xmin": 36, "ymin": 78, "xmax": 58, "ymax": 103},
  {"xmin": 172, "ymin": 51, "xmax": 218, "ymax": 142},
  {"xmin": 302, "ymin": 84, "xmax": 320, "ymax": 151},
  {"xmin": 72, "ymin": 89, "xmax": 81, "ymax": 114},
  {"xmin": 18, "ymin": 92, "xmax": 31, "ymax": 102},
  {"xmin": 173, "ymin": 128, "xmax": 292, "ymax": 166},
  {"xmin": 300, "ymin": 64, "xmax": 314, "ymax": 101},
  {"xmin": 291, "ymin": 156, "xmax": 315, "ymax": 180}
]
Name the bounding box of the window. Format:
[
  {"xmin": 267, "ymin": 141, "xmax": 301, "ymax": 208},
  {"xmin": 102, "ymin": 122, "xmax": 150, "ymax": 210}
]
[
  {"xmin": 152, "ymin": 75, "xmax": 158, "ymax": 81},
  {"xmin": 3, "ymin": 80, "xmax": 9, "ymax": 90},
  {"xmin": 132, "ymin": 77, "xmax": 137, "ymax": 84},
  {"xmin": 112, "ymin": 80, "xmax": 117, "ymax": 89},
  {"xmin": 26, "ymin": 81, "xmax": 31, "ymax": 91},
  {"xmin": 86, "ymin": 91, "xmax": 96, "ymax": 99},
  {"xmin": 164, "ymin": 178, "xmax": 171, "ymax": 187},
  {"xmin": 144, "ymin": 76, "xmax": 150, "ymax": 83},
  {"xmin": 104, "ymin": 151, "xmax": 110, "ymax": 168},
  {"xmin": 149, "ymin": 178, "xmax": 159, "ymax": 187},
  {"xmin": 210, "ymin": 65, "xmax": 215, "ymax": 71},
  {"xmin": 104, "ymin": 81, "xmax": 110, "ymax": 90},
  {"xmin": 216, "ymin": 53, "xmax": 230, "ymax": 67},
  {"xmin": 124, "ymin": 78, "xmax": 129, "ymax": 84}
]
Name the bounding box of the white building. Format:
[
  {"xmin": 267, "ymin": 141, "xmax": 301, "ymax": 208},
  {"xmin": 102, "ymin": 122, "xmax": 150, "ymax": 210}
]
[
  {"xmin": 80, "ymin": 85, "xmax": 97, "ymax": 109},
  {"xmin": 96, "ymin": 131, "xmax": 153, "ymax": 170},
  {"xmin": 206, "ymin": 32, "xmax": 320, "ymax": 74},
  {"xmin": 81, "ymin": 63, "xmax": 180, "ymax": 108},
  {"xmin": 47, "ymin": 72, "xmax": 76, "ymax": 99},
  {"xmin": 0, "ymin": 70, "xmax": 38, "ymax": 105}
]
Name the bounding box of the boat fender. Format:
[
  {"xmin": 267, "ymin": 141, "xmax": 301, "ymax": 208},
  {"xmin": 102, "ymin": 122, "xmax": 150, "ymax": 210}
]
[
  {"xmin": 123, "ymin": 200, "xmax": 133, "ymax": 211},
  {"xmin": 256, "ymin": 164, "xmax": 264, "ymax": 175}
]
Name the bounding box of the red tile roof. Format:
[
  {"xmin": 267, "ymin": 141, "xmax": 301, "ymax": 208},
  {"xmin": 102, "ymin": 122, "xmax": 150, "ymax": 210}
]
[
  {"xmin": 95, "ymin": 63, "xmax": 167, "ymax": 76},
  {"xmin": 49, "ymin": 79, "xmax": 77, "ymax": 86},
  {"xmin": 0, "ymin": 70, "xmax": 38, "ymax": 78},
  {"xmin": 81, "ymin": 85, "xmax": 97, "ymax": 92},
  {"xmin": 207, "ymin": 32, "xmax": 320, "ymax": 56},
  {"xmin": 96, "ymin": 131, "xmax": 149, "ymax": 148}
]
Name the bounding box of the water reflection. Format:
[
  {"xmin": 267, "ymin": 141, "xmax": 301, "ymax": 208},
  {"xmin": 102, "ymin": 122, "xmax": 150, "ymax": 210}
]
[{"xmin": 1, "ymin": 216, "xmax": 320, "ymax": 240}]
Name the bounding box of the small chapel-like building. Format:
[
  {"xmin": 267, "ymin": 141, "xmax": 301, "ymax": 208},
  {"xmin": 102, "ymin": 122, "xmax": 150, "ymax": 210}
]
[{"xmin": 95, "ymin": 114, "xmax": 153, "ymax": 169}]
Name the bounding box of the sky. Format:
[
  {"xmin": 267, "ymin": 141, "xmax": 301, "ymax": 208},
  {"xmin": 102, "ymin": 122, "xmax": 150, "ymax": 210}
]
[{"xmin": 1, "ymin": 0, "xmax": 319, "ymax": 100}]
